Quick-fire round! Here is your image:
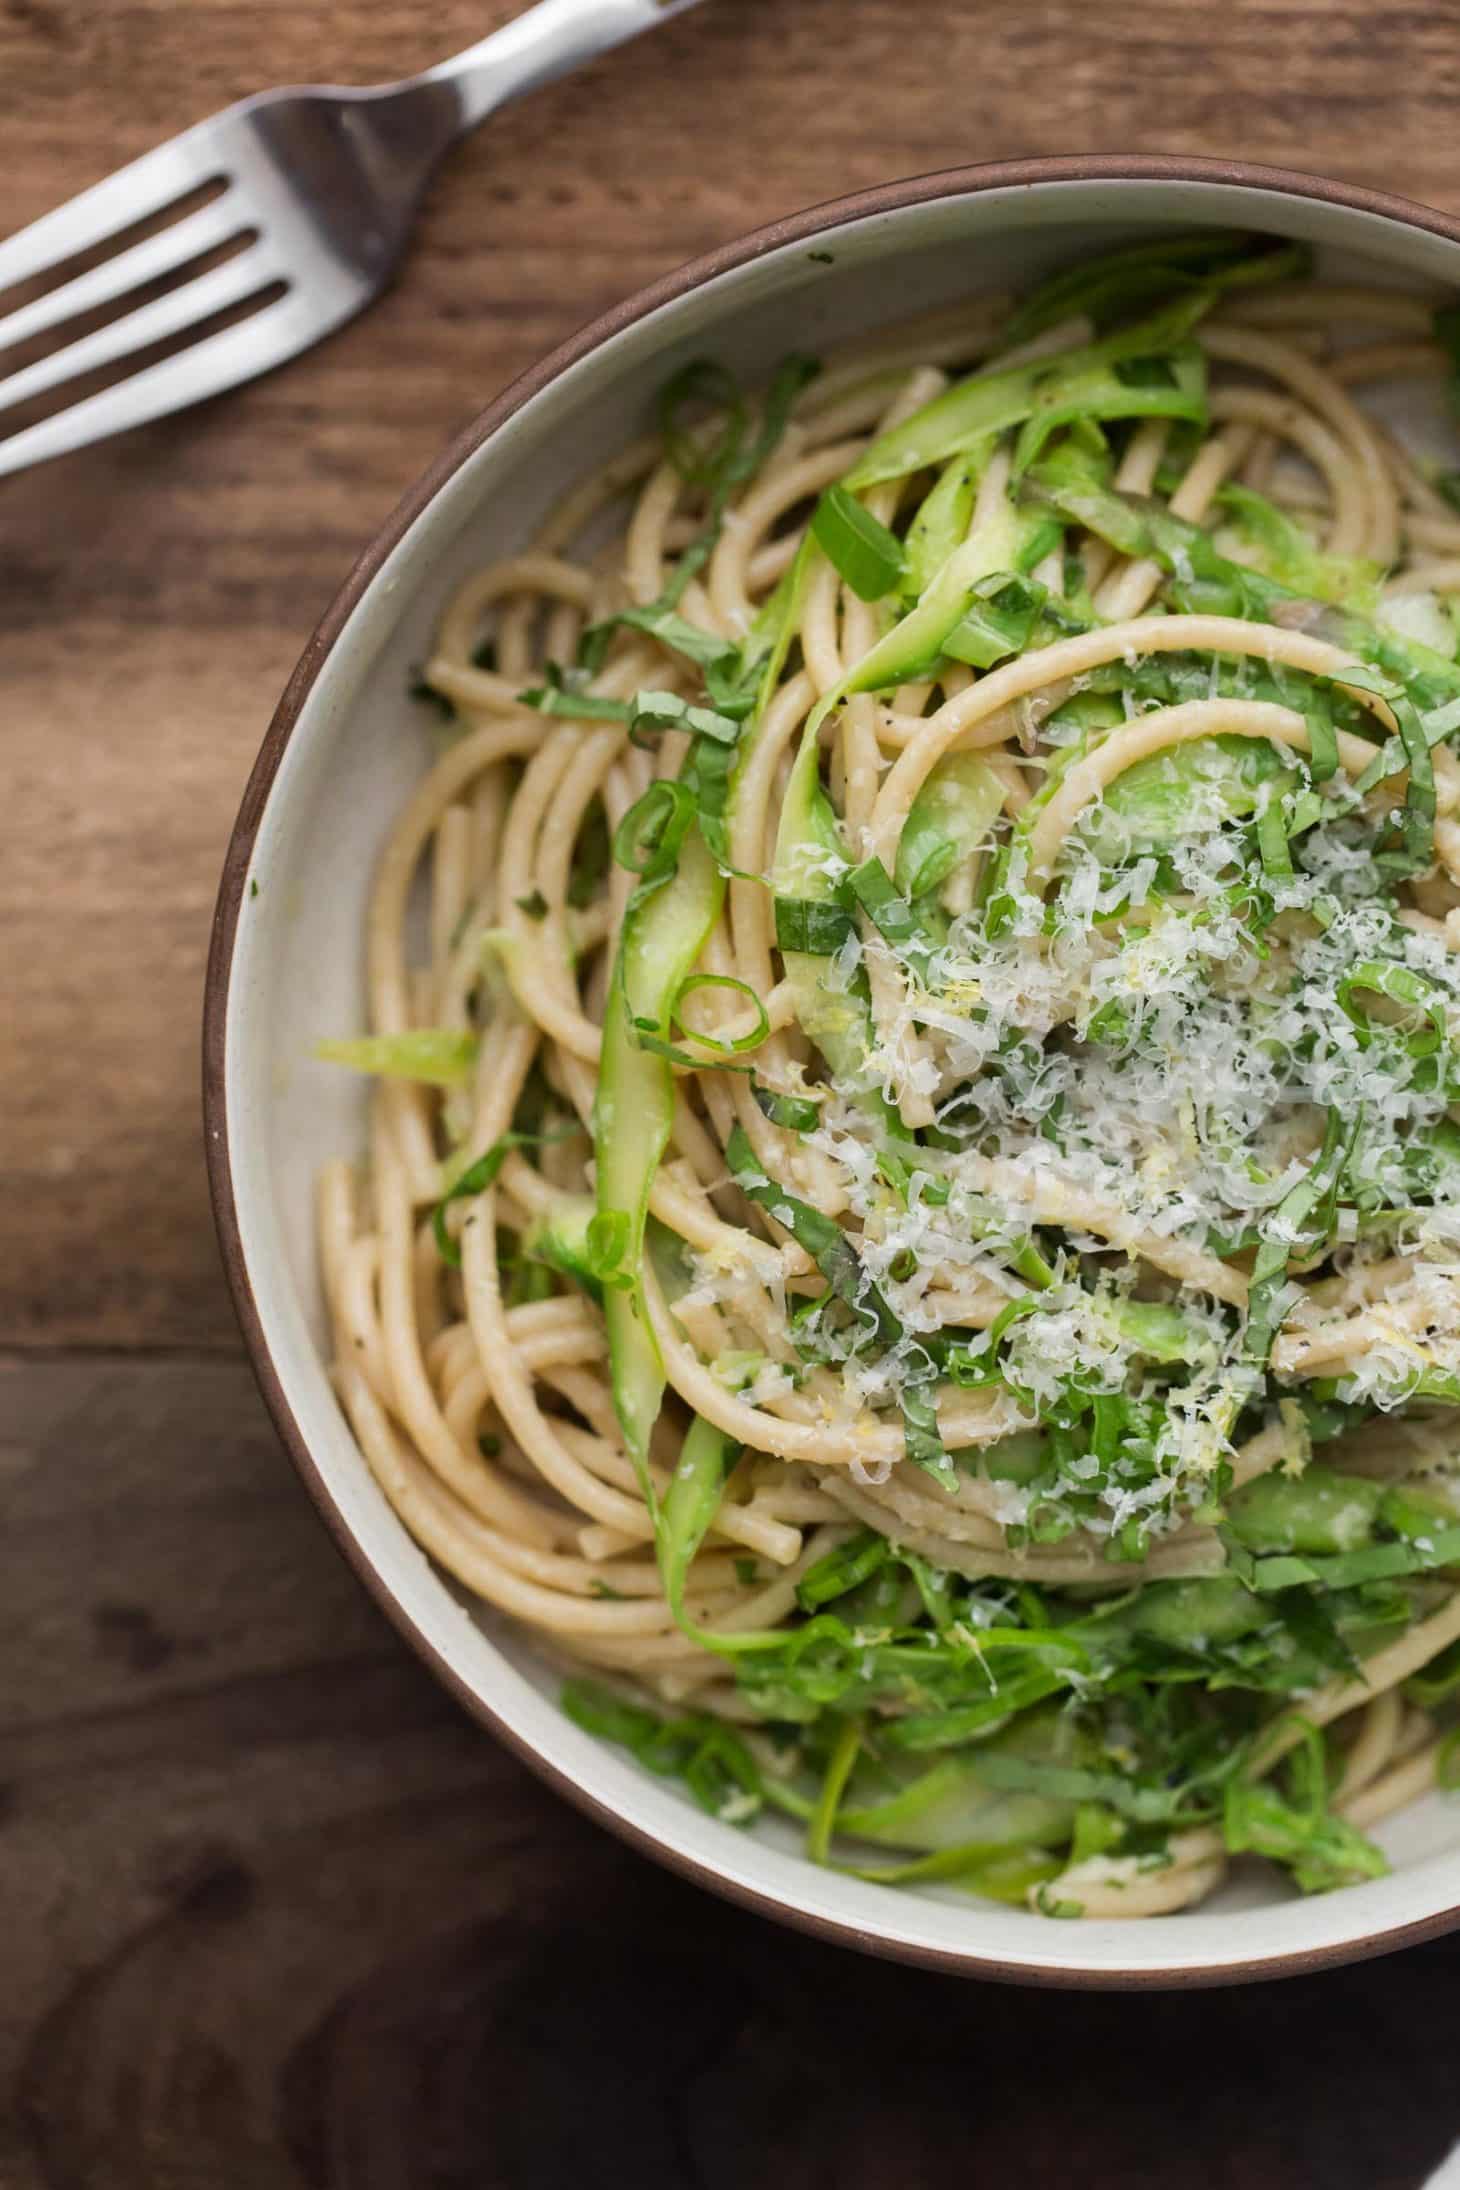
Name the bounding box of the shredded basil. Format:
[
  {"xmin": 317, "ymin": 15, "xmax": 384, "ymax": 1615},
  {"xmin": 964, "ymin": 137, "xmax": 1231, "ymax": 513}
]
[{"xmin": 811, "ymin": 485, "xmax": 905, "ymax": 601}]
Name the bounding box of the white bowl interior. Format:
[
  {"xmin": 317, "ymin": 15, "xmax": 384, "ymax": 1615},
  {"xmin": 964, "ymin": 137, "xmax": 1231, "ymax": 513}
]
[{"xmin": 223, "ymin": 174, "xmax": 1460, "ymax": 1981}]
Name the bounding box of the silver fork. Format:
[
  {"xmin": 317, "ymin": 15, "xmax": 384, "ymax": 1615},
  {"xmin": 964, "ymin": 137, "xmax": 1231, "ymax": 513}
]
[{"xmin": 0, "ymin": 0, "xmax": 703, "ymax": 479}]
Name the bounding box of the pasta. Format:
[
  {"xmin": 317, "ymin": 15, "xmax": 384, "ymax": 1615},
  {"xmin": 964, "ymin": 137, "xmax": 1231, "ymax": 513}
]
[{"xmin": 318, "ymin": 231, "xmax": 1460, "ymax": 1916}]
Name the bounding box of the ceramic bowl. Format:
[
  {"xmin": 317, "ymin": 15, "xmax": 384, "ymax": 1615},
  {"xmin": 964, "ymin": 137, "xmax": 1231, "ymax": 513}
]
[{"xmin": 206, "ymin": 155, "xmax": 1460, "ymax": 1986}]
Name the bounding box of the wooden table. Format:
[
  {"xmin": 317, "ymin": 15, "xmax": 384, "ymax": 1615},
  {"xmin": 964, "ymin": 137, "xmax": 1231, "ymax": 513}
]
[{"xmin": 9, "ymin": 3, "xmax": 1460, "ymax": 2182}]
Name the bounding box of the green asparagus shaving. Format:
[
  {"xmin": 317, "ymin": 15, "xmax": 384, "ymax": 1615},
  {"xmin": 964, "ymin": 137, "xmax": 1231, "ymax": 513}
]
[
  {"xmin": 840, "ymin": 531, "xmax": 1021, "ymax": 690},
  {"xmin": 1223, "ymin": 1723, "xmax": 1388, "ymax": 1892},
  {"xmin": 774, "ymin": 897, "xmax": 856, "ymax": 954},
  {"xmin": 967, "ymin": 1751, "xmax": 1200, "ymax": 1825},
  {"xmin": 1081, "ymin": 733, "xmax": 1290, "ymax": 861},
  {"xmin": 797, "ymin": 1529, "xmax": 891, "ymax": 1611},
  {"xmin": 808, "ymin": 1718, "xmax": 864, "ymax": 1864},
  {"xmin": 903, "ymin": 451, "xmax": 983, "ymax": 597},
  {"xmin": 561, "ymin": 1678, "xmax": 769, "ymax": 1824},
  {"xmin": 520, "ymin": 1195, "xmax": 608, "ymax": 1303},
  {"xmin": 657, "ymin": 1414, "xmax": 745, "ymax": 1631},
  {"xmin": 895, "ymin": 750, "xmax": 1006, "ymax": 902},
  {"xmin": 1216, "ymin": 482, "xmax": 1381, "ymax": 612},
  {"xmin": 882, "ymin": 1655, "xmax": 1089, "ymax": 1752},
  {"xmin": 999, "ymin": 231, "xmax": 1310, "ymax": 348},
  {"xmin": 846, "ymin": 297, "xmax": 1215, "ymax": 490},
  {"xmin": 597, "ymin": 799, "xmax": 726, "ymax": 1507},
  {"xmin": 1226, "ymin": 1522, "xmax": 1460, "ymax": 1592},
  {"xmin": 1226, "ymin": 1467, "xmax": 1386, "ymax": 1555},
  {"xmin": 842, "ymin": 1846, "xmax": 1067, "ymax": 1897},
  {"xmin": 316, "ymin": 1031, "xmax": 478, "ymax": 1088},
  {"xmin": 1011, "ymin": 339, "xmax": 1207, "ymax": 481}
]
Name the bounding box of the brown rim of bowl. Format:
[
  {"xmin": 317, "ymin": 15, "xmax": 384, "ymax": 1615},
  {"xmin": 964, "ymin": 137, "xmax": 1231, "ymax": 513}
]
[{"xmin": 204, "ymin": 152, "xmax": 1460, "ymax": 1989}]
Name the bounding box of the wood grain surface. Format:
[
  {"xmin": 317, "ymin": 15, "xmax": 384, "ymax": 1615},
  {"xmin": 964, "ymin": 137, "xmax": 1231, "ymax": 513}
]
[{"xmin": 9, "ymin": 2, "xmax": 1460, "ymax": 2183}]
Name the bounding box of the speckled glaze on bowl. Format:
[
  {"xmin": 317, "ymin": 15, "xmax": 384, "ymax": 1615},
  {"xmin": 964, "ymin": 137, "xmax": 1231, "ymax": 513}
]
[{"xmin": 206, "ymin": 156, "xmax": 1460, "ymax": 1986}]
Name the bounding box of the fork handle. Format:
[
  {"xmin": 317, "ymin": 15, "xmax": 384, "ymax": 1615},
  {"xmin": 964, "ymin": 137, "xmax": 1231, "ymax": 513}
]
[{"xmin": 424, "ymin": 0, "xmax": 700, "ymax": 133}]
